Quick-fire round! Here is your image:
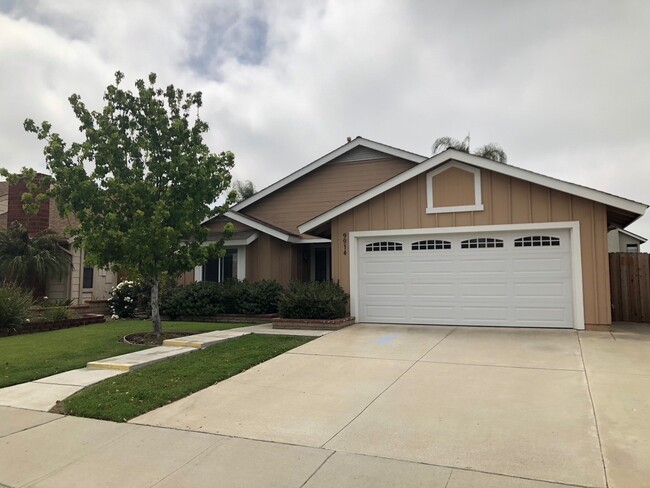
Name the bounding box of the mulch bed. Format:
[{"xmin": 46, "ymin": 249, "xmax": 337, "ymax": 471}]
[{"xmin": 123, "ymin": 331, "xmax": 195, "ymax": 346}]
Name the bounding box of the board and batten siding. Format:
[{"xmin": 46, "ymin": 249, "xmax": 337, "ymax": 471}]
[
  {"xmin": 331, "ymin": 167, "xmax": 611, "ymax": 327},
  {"xmin": 244, "ymin": 158, "xmax": 416, "ymax": 234},
  {"xmin": 245, "ymin": 234, "xmax": 301, "ymax": 287}
]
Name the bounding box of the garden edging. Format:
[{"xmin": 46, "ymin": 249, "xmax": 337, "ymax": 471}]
[{"xmin": 272, "ymin": 317, "xmax": 355, "ymax": 330}]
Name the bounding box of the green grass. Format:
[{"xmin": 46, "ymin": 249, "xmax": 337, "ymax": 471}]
[
  {"xmin": 59, "ymin": 334, "xmax": 313, "ymax": 422},
  {"xmin": 0, "ymin": 319, "xmax": 253, "ymax": 388}
]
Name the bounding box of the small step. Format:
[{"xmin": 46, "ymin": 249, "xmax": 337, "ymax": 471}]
[
  {"xmin": 87, "ymin": 346, "xmax": 194, "ymax": 372},
  {"xmin": 162, "ymin": 331, "xmax": 250, "ymax": 349}
]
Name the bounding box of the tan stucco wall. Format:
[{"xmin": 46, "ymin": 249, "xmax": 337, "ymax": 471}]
[{"xmin": 330, "ymin": 165, "xmax": 611, "ymax": 327}]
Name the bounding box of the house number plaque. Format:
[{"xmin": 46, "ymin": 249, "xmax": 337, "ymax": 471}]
[{"xmin": 343, "ymin": 233, "xmax": 347, "ymax": 255}]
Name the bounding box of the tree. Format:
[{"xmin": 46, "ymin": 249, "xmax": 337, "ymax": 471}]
[
  {"xmin": 20, "ymin": 71, "xmax": 235, "ymax": 335},
  {"xmin": 432, "ymin": 134, "xmax": 507, "ymax": 164},
  {"xmin": 232, "ymin": 179, "xmax": 256, "ymax": 203},
  {"xmin": 0, "ymin": 222, "xmax": 71, "ymax": 294}
]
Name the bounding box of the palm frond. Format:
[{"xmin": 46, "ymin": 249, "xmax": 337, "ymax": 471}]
[
  {"xmin": 432, "ymin": 137, "xmax": 466, "ymax": 155},
  {"xmin": 473, "ymin": 143, "xmax": 508, "ymax": 164}
]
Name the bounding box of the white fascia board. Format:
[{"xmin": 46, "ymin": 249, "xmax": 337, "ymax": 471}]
[
  {"xmin": 299, "ymin": 149, "xmax": 648, "ymax": 234},
  {"xmin": 617, "ymin": 227, "xmax": 648, "ymax": 243},
  {"xmin": 287, "ymin": 237, "xmax": 332, "ymax": 244},
  {"xmin": 224, "ymin": 211, "xmax": 292, "ymax": 242},
  {"xmin": 224, "ymin": 232, "xmax": 259, "ymax": 247},
  {"xmin": 232, "ymin": 137, "xmax": 426, "ymax": 211}
]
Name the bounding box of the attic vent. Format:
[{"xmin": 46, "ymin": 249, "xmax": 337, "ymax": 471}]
[{"xmin": 332, "ymin": 146, "xmax": 389, "ymax": 164}]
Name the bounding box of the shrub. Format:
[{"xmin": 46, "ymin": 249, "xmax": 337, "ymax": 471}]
[
  {"xmin": 40, "ymin": 298, "xmax": 75, "ymax": 321},
  {"xmin": 0, "ymin": 282, "xmax": 33, "ymax": 329},
  {"xmin": 279, "ymin": 281, "xmax": 349, "ymax": 320},
  {"xmin": 160, "ymin": 279, "xmax": 284, "ymax": 318},
  {"xmin": 109, "ymin": 280, "xmax": 149, "ymax": 319}
]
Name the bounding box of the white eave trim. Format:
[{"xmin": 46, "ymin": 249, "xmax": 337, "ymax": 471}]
[
  {"xmin": 225, "ymin": 211, "xmax": 292, "ymax": 242},
  {"xmin": 298, "ymin": 149, "xmax": 648, "ymax": 234},
  {"xmin": 615, "ymin": 227, "xmax": 648, "ymax": 243},
  {"xmin": 225, "ymin": 211, "xmax": 331, "ymax": 244},
  {"xmin": 224, "ymin": 232, "xmax": 259, "ymax": 246},
  {"xmin": 232, "ymin": 137, "xmax": 426, "ymax": 211}
]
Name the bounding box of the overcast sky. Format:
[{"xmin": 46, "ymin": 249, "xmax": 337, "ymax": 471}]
[{"xmin": 1, "ymin": 0, "xmax": 649, "ymax": 240}]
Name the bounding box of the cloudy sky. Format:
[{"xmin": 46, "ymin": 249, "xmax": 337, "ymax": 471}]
[{"xmin": 1, "ymin": 0, "xmax": 649, "ymax": 239}]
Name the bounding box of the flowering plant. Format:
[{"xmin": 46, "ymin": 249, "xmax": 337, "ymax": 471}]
[{"xmin": 108, "ymin": 280, "xmax": 147, "ymax": 318}]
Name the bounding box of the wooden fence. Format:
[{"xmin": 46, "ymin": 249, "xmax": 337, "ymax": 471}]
[{"xmin": 609, "ymin": 252, "xmax": 650, "ymax": 322}]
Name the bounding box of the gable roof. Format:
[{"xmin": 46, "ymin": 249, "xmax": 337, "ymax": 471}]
[
  {"xmin": 298, "ymin": 149, "xmax": 648, "ymax": 234},
  {"xmin": 612, "ymin": 227, "xmax": 647, "ymax": 243},
  {"xmin": 223, "ymin": 210, "xmax": 330, "ymax": 244},
  {"xmin": 232, "ymin": 137, "xmax": 426, "ymax": 212}
]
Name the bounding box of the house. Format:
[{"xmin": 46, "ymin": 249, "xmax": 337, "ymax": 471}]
[
  {"xmin": 0, "ymin": 178, "xmax": 117, "ymax": 303},
  {"xmin": 607, "ymin": 228, "xmax": 646, "ymax": 252},
  {"xmin": 192, "ymin": 137, "xmax": 648, "ymax": 330}
]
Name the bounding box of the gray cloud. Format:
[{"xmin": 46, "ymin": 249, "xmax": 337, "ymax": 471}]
[{"xmin": 0, "ymin": 0, "xmax": 648, "ymax": 238}]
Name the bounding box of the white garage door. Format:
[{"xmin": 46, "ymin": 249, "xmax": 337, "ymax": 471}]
[{"xmin": 357, "ymin": 229, "xmax": 574, "ymax": 328}]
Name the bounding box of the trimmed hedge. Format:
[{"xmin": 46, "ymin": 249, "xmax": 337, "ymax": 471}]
[
  {"xmin": 279, "ymin": 281, "xmax": 349, "ymax": 320},
  {"xmin": 160, "ymin": 280, "xmax": 283, "ymax": 319}
]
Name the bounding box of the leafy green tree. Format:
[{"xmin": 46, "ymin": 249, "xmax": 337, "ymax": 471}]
[
  {"xmin": 19, "ymin": 71, "xmax": 235, "ymax": 335},
  {"xmin": 432, "ymin": 134, "xmax": 508, "ymax": 164},
  {"xmin": 0, "ymin": 222, "xmax": 71, "ymax": 294},
  {"xmin": 232, "ymin": 179, "xmax": 256, "ymax": 203}
]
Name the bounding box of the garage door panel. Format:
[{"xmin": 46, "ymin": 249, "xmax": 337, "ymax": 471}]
[
  {"xmin": 458, "ymin": 283, "xmax": 508, "ymax": 298},
  {"xmin": 357, "ymin": 229, "xmax": 574, "ymax": 328},
  {"xmin": 364, "ymin": 304, "xmax": 407, "ymax": 320},
  {"xmin": 514, "ymin": 282, "xmax": 569, "ymax": 299},
  {"xmin": 365, "ymin": 283, "xmax": 408, "ymax": 297},
  {"xmin": 512, "ymin": 257, "xmax": 570, "ymax": 274},
  {"xmin": 411, "ymin": 283, "xmax": 456, "ymax": 298}
]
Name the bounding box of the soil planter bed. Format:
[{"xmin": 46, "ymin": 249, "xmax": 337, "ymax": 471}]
[
  {"xmin": 0, "ymin": 314, "xmax": 106, "ymax": 337},
  {"xmin": 272, "ymin": 317, "xmax": 355, "ymax": 331},
  {"xmin": 167, "ymin": 313, "xmax": 279, "ymax": 324}
]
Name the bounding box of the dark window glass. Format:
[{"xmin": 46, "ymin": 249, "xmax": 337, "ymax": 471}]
[
  {"xmin": 514, "ymin": 236, "xmax": 560, "ymax": 248},
  {"xmin": 83, "ymin": 267, "xmax": 94, "ymax": 289},
  {"xmin": 365, "ymin": 241, "xmax": 403, "ymax": 252},
  {"xmin": 461, "ymin": 238, "xmax": 504, "ymax": 249},
  {"xmin": 203, "ymin": 249, "xmax": 238, "ymax": 282},
  {"xmin": 411, "ymin": 240, "xmax": 451, "ymax": 250}
]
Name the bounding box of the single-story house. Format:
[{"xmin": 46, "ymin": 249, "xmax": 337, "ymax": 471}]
[
  {"xmin": 607, "ymin": 227, "xmax": 646, "ymax": 252},
  {"xmin": 0, "ymin": 179, "xmax": 117, "ymax": 303},
  {"xmin": 192, "ymin": 137, "xmax": 648, "ymax": 330}
]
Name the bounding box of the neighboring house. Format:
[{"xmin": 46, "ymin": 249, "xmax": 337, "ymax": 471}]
[
  {"xmin": 607, "ymin": 228, "xmax": 646, "ymax": 252},
  {"xmin": 190, "ymin": 137, "xmax": 647, "ymax": 330},
  {"xmin": 0, "ymin": 178, "xmax": 117, "ymax": 303}
]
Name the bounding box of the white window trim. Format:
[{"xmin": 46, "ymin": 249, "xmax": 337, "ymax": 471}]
[
  {"xmin": 426, "ymin": 161, "xmax": 483, "ymax": 214},
  {"xmin": 348, "ymin": 221, "xmax": 585, "ymax": 330},
  {"xmin": 194, "ymin": 246, "xmax": 246, "ymax": 282}
]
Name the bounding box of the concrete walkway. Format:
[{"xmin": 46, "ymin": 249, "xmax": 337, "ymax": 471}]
[
  {"xmin": 0, "ymin": 324, "xmax": 329, "ymax": 412},
  {"xmin": 1, "ymin": 323, "xmax": 649, "ymax": 487},
  {"xmin": 1, "ymin": 405, "xmax": 579, "ymax": 488}
]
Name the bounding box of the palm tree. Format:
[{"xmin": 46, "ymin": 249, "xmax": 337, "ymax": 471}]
[
  {"xmin": 432, "ymin": 134, "xmax": 507, "ymax": 164},
  {"xmin": 0, "ymin": 223, "xmax": 71, "ymax": 295},
  {"xmin": 233, "ymin": 180, "xmax": 256, "ymax": 203}
]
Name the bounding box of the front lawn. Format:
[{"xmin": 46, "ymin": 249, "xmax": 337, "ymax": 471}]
[
  {"xmin": 58, "ymin": 334, "xmax": 313, "ymax": 422},
  {"xmin": 0, "ymin": 320, "xmax": 252, "ymax": 388}
]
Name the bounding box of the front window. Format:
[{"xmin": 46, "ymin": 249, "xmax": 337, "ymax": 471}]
[
  {"xmin": 203, "ymin": 249, "xmax": 238, "ymax": 282},
  {"xmin": 83, "ymin": 267, "xmax": 94, "ymax": 289}
]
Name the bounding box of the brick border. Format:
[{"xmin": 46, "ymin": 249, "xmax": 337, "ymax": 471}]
[{"xmin": 272, "ymin": 317, "xmax": 355, "ymax": 330}]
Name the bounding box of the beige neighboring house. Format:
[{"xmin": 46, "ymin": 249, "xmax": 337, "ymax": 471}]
[
  {"xmin": 0, "ymin": 179, "xmax": 117, "ymax": 304},
  {"xmin": 190, "ymin": 136, "xmax": 648, "ymax": 331},
  {"xmin": 607, "ymin": 227, "xmax": 646, "ymax": 252}
]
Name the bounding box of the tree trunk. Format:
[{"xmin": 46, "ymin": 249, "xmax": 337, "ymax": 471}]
[{"xmin": 151, "ymin": 279, "xmax": 163, "ymax": 336}]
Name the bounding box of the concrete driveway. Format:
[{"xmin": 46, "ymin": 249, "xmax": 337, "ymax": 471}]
[
  {"xmin": 2, "ymin": 323, "xmax": 649, "ymax": 487},
  {"xmin": 128, "ymin": 323, "xmax": 650, "ymax": 487}
]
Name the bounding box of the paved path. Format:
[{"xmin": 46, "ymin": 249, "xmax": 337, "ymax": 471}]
[{"xmin": 0, "ymin": 324, "xmax": 329, "ymax": 412}]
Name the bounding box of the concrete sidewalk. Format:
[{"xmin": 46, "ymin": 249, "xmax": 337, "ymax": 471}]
[
  {"xmin": 0, "ymin": 324, "xmax": 329, "ymax": 412},
  {"xmin": 0, "ymin": 405, "xmax": 578, "ymax": 488}
]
